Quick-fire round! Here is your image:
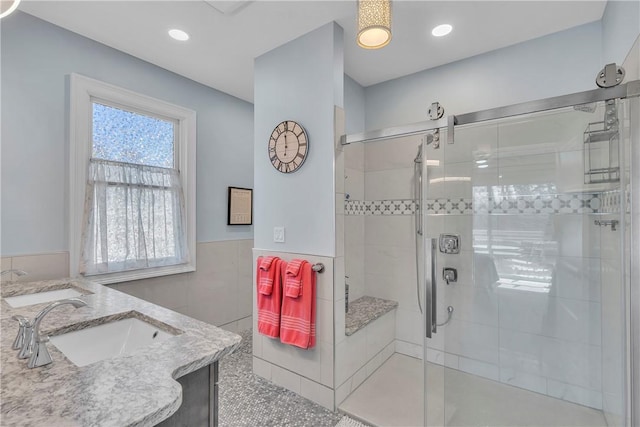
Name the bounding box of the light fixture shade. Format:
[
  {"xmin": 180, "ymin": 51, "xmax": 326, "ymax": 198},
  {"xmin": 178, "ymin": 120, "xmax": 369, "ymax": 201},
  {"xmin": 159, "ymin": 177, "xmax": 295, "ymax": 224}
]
[
  {"xmin": 0, "ymin": 0, "xmax": 22, "ymax": 19},
  {"xmin": 357, "ymin": 0, "xmax": 392, "ymax": 49}
]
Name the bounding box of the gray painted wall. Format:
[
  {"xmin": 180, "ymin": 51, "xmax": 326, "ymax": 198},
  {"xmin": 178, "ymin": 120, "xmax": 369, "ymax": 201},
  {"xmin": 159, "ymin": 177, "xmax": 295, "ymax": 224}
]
[
  {"xmin": 602, "ymin": 0, "xmax": 640, "ymax": 66},
  {"xmin": 344, "ymin": 74, "xmax": 365, "ymax": 135},
  {"xmin": 1, "ymin": 12, "xmax": 254, "ymax": 256},
  {"xmin": 253, "ymin": 23, "xmax": 343, "ymax": 256},
  {"xmin": 363, "ymin": 21, "xmax": 603, "ymax": 131}
]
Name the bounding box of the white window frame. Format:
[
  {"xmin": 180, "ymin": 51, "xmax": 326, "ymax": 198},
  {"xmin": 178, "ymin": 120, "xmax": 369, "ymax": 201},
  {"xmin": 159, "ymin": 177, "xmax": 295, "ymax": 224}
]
[{"xmin": 69, "ymin": 73, "xmax": 196, "ymax": 284}]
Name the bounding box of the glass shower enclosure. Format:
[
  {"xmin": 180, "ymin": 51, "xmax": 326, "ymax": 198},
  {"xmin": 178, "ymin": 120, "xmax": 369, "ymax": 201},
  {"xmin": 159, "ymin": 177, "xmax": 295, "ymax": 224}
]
[
  {"xmin": 339, "ymin": 81, "xmax": 638, "ymax": 426},
  {"xmin": 421, "ymin": 98, "xmax": 632, "ymax": 426}
]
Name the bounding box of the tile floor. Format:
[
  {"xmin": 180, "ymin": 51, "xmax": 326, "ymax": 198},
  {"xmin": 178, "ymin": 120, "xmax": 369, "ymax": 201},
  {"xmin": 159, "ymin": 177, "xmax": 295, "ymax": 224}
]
[
  {"xmin": 339, "ymin": 353, "xmax": 608, "ymax": 427},
  {"xmin": 219, "ymin": 329, "xmax": 346, "ymax": 427}
]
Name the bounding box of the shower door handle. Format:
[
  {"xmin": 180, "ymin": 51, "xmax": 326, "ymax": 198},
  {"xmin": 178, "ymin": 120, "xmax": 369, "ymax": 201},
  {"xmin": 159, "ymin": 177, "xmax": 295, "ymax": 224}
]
[{"xmin": 426, "ymin": 238, "xmax": 437, "ymax": 338}]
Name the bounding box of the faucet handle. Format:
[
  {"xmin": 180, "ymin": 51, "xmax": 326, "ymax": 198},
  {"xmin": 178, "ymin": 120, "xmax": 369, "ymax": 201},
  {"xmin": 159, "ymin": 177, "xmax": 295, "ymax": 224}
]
[{"xmin": 11, "ymin": 315, "xmax": 29, "ymax": 350}]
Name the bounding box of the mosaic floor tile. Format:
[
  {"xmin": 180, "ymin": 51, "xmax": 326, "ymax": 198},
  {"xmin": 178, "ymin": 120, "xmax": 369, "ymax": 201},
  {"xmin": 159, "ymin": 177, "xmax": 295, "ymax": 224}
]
[{"xmin": 219, "ymin": 329, "xmax": 344, "ymax": 427}]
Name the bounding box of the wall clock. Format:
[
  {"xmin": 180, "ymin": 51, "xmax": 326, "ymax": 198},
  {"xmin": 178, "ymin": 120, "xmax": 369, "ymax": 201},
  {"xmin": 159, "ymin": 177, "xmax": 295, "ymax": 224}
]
[{"xmin": 268, "ymin": 120, "xmax": 309, "ymax": 174}]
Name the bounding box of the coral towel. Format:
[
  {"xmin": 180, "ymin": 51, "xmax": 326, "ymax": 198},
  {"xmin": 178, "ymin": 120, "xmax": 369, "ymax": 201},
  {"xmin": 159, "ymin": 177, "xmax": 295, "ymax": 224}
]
[
  {"xmin": 284, "ymin": 259, "xmax": 304, "ymax": 298},
  {"xmin": 258, "ymin": 256, "xmax": 278, "ymax": 295},
  {"xmin": 257, "ymin": 256, "xmax": 282, "ymax": 338},
  {"xmin": 280, "ymin": 260, "xmax": 316, "ymax": 349}
]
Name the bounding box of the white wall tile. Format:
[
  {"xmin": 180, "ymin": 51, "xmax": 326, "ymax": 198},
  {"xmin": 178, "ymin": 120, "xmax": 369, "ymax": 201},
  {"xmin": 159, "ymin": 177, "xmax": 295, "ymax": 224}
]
[
  {"xmin": 499, "ymin": 290, "xmax": 601, "ymax": 346},
  {"xmin": 444, "ymin": 319, "xmax": 499, "ymax": 365},
  {"xmin": 547, "ymin": 378, "xmax": 603, "ymax": 410},
  {"xmin": 426, "ymin": 348, "xmax": 444, "ymax": 365},
  {"xmin": 499, "ymin": 367, "xmax": 547, "ymax": 394},
  {"xmin": 335, "ymin": 329, "xmax": 367, "ymax": 385},
  {"xmin": 316, "ymin": 298, "xmax": 334, "ymax": 344},
  {"xmin": 345, "ymin": 142, "xmax": 364, "ymax": 171},
  {"xmin": 336, "ymin": 213, "xmax": 345, "ymax": 257},
  {"xmin": 271, "ymin": 365, "xmax": 301, "ymax": 394},
  {"xmin": 444, "ymin": 352, "xmax": 459, "ymax": 369},
  {"xmin": 237, "ymin": 316, "xmax": 253, "ymax": 331},
  {"xmin": 365, "ymin": 134, "xmax": 421, "ymax": 172},
  {"xmin": 552, "ymin": 256, "xmax": 601, "ymax": 302},
  {"xmin": 381, "ymin": 341, "xmax": 395, "ymax": 361},
  {"xmin": 365, "ymin": 168, "xmax": 414, "ymax": 200},
  {"xmin": 458, "ymin": 357, "xmax": 500, "ymax": 382},
  {"xmin": 365, "ymin": 215, "xmax": 414, "ymax": 248},
  {"xmin": 365, "ymin": 310, "xmax": 395, "ymax": 359},
  {"xmin": 335, "ymin": 299, "xmax": 346, "ymax": 344},
  {"xmin": 300, "ymin": 378, "xmax": 334, "ymax": 410},
  {"xmin": 253, "ymin": 356, "xmax": 272, "ymax": 380},
  {"xmin": 397, "ymin": 340, "xmax": 423, "ymax": 359},
  {"xmin": 364, "ymin": 352, "xmax": 383, "ymax": 377},
  {"xmin": 444, "ymin": 282, "xmax": 499, "ymax": 327},
  {"xmin": 345, "ymin": 168, "xmax": 364, "ymax": 200},
  {"xmin": 12, "ymin": 252, "xmax": 69, "ymax": 282},
  {"xmin": 335, "ymin": 378, "xmax": 353, "ymax": 406},
  {"xmin": 336, "ymin": 150, "xmax": 345, "ymax": 195},
  {"xmin": 320, "ymin": 343, "xmax": 334, "ymax": 388},
  {"xmin": 395, "ymin": 309, "xmax": 422, "ymax": 347},
  {"xmin": 445, "ymin": 122, "xmax": 498, "ymax": 165},
  {"xmin": 351, "ymin": 365, "xmax": 368, "ymax": 390}
]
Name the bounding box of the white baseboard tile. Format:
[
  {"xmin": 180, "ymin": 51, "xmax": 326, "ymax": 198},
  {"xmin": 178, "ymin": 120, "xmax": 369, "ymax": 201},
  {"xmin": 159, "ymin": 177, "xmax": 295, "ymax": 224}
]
[
  {"xmin": 253, "ymin": 356, "xmax": 272, "ymax": 380},
  {"xmin": 300, "ymin": 377, "xmax": 334, "ymax": 410},
  {"xmin": 396, "ymin": 340, "xmax": 423, "ymax": 360}
]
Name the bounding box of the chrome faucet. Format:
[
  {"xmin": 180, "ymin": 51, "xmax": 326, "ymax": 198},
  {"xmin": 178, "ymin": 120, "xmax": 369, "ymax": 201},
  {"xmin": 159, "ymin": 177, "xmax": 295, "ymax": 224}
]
[
  {"xmin": 11, "ymin": 315, "xmax": 30, "ymax": 350},
  {"xmin": 23, "ymin": 298, "xmax": 88, "ymax": 368},
  {"xmin": 1, "ymin": 269, "xmax": 28, "ymax": 280}
]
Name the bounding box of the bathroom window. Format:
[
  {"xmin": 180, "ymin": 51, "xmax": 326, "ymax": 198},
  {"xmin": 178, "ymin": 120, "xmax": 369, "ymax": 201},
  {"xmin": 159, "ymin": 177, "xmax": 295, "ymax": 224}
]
[{"xmin": 70, "ymin": 74, "xmax": 196, "ymax": 283}]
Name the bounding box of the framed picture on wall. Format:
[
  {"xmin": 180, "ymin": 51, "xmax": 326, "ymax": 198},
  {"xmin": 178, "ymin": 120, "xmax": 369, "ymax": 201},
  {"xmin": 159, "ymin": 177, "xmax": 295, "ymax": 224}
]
[{"xmin": 228, "ymin": 187, "xmax": 253, "ymax": 225}]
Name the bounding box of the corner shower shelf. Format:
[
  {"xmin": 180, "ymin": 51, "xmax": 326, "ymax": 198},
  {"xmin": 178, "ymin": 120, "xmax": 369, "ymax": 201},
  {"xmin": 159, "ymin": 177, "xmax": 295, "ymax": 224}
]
[
  {"xmin": 583, "ymin": 101, "xmax": 620, "ymax": 185},
  {"xmin": 345, "ymin": 296, "xmax": 398, "ymax": 336}
]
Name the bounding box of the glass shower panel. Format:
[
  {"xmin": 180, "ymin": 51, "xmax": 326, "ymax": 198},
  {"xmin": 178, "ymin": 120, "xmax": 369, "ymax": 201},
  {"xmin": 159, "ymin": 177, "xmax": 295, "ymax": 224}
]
[{"xmin": 424, "ymin": 101, "xmax": 628, "ymax": 426}]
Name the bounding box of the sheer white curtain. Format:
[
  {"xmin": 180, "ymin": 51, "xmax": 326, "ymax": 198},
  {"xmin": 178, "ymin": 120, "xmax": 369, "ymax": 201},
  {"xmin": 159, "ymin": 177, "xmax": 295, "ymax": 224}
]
[{"xmin": 80, "ymin": 158, "xmax": 188, "ymax": 275}]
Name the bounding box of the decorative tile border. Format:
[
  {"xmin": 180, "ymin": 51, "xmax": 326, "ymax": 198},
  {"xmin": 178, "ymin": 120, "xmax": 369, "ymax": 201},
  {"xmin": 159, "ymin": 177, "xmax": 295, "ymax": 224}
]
[
  {"xmin": 600, "ymin": 190, "xmax": 631, "ymax": 214},
  {"xmin": 345, "ymin": 199, "xmax": 415, "ymax": 216},
  {"xmin": 345, "ymin": 192, "xmax": 629, "ymax": 216}
]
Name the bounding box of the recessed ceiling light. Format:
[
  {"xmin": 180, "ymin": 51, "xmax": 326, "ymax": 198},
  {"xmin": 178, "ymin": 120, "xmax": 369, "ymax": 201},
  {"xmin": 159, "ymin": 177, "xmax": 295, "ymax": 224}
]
[
  {"xmin": 432, "ymin": 24, "xmax": 453, "ymax": 37},
  {"xmin": 168, "ymin": 29, "xmax": 190, "ymax": 41}
]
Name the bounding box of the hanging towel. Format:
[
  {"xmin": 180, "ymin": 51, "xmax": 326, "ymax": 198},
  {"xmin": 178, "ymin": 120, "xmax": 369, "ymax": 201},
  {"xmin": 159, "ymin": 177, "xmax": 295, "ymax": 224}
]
[
  {"xmin": 284, "ymin": 259, "xmax": 305, "ymax": 298},
  {"xmin": 258, "ymin": 256, "xmax": 278, "ymax": 295},
  {"xmin": 257, "ymin": 256, "xmax": 283, "ymax": 338},
  {"xmin": 280, "ymin": 260, "xmax": 316, "ymax": 349}
]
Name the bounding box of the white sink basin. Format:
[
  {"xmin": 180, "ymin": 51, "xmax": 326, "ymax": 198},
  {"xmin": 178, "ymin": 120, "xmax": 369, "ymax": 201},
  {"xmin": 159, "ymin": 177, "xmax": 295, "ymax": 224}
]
[
  {"xmin": 4, "ymin": 288, "xmax": 83, "ymax": 308},
  {"xmin": 50, "ymin": 317, "xmax": 175, "ymax": 367}
]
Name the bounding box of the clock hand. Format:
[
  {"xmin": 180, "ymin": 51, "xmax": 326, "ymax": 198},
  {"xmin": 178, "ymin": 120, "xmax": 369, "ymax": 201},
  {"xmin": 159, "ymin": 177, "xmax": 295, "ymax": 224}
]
[{"xmin": 283, "ymin": 133, "xmax": 288, "ymax": 157}]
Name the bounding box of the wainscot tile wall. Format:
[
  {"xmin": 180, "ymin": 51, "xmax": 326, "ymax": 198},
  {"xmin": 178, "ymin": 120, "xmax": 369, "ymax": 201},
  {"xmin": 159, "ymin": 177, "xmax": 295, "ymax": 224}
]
[{"xmin": 1, "ymin": 240, "xmax": 254, "ymax": 333}]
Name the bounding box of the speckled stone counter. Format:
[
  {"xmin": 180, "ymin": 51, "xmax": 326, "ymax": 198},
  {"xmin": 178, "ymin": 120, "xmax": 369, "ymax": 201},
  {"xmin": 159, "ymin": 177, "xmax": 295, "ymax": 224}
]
[
  {"xmin": 1, "ymin": 278, "xmax": 241, "ymax": 427},
  {"xmin": 345, "ymin": 296, "xmax": 398, "ymax": 336}
]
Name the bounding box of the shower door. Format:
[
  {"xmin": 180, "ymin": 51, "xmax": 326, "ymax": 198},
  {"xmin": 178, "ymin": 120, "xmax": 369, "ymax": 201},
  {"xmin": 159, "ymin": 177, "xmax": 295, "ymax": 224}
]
[{"xmin": 423, "ymin": 100, "xmax": 630, "ymax": 426}]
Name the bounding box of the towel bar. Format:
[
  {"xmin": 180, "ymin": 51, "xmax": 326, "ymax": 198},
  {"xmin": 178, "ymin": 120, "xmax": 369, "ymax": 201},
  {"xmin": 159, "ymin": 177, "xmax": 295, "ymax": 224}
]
[{"xmin": 311, "ymin": 263, "xmax": 325, "ymax": 273}]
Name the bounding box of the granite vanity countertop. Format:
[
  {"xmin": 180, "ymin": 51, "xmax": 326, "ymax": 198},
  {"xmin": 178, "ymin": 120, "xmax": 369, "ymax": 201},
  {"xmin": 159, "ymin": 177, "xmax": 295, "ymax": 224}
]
[
  {"xmin": 0, "ymin": 278, "xmax": 241, "ymax": 427},
  {"xmin": 345, "ymin": 295, "xmax": 398, "ymax": 336}
]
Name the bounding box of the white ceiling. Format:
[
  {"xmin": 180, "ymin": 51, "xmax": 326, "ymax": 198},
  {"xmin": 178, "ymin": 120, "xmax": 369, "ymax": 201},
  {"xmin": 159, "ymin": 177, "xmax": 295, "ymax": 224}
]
[{"xmin": 19, "ymin": 0, "xmax": 607, "ymax": 103}]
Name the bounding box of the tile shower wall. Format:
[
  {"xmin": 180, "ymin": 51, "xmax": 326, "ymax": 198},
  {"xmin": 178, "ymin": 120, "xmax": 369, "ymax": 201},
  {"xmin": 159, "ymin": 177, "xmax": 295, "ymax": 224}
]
[
  {"xmin": 422, "ymin": 107, "xmax": 616, "ymax": 411},
  {"xmin": 343, "ymin": 104, "xmax": 624, "ymax": 411},
  {"xmin": 352, "ymin": 135, "xmax": 426, "ymax": 359}
]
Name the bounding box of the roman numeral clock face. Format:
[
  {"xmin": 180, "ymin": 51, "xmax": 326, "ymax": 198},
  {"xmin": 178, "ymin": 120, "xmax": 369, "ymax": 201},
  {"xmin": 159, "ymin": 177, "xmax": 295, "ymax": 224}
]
[{"xmin": 268, "ymin": 120, "xmax": 308, "ymax": 174}]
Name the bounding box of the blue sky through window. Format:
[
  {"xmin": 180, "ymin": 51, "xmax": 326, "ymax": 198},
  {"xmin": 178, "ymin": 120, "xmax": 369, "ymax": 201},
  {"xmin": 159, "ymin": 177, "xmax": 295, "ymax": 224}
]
[{"xmin": 92, "ymin": 103, "xmax": 174, "ymax": 168}]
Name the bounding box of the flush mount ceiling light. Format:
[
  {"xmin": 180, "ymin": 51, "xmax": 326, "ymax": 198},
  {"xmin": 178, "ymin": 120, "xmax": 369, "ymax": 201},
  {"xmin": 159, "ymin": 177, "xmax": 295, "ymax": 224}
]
[
  {"xmin": 432, "ymin": 24, "xmax": 453, "ymax": 37},
  {"xmin": 168, "ymin": 29, "xmax": 190, "ymax": 41},
  {"xmin": 0, "ymin": 0, "xmax": 21, "ymax": 19},
  {"xmin": 357, "ymin": 0, "xmax": 392, "ymax": 50}
]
